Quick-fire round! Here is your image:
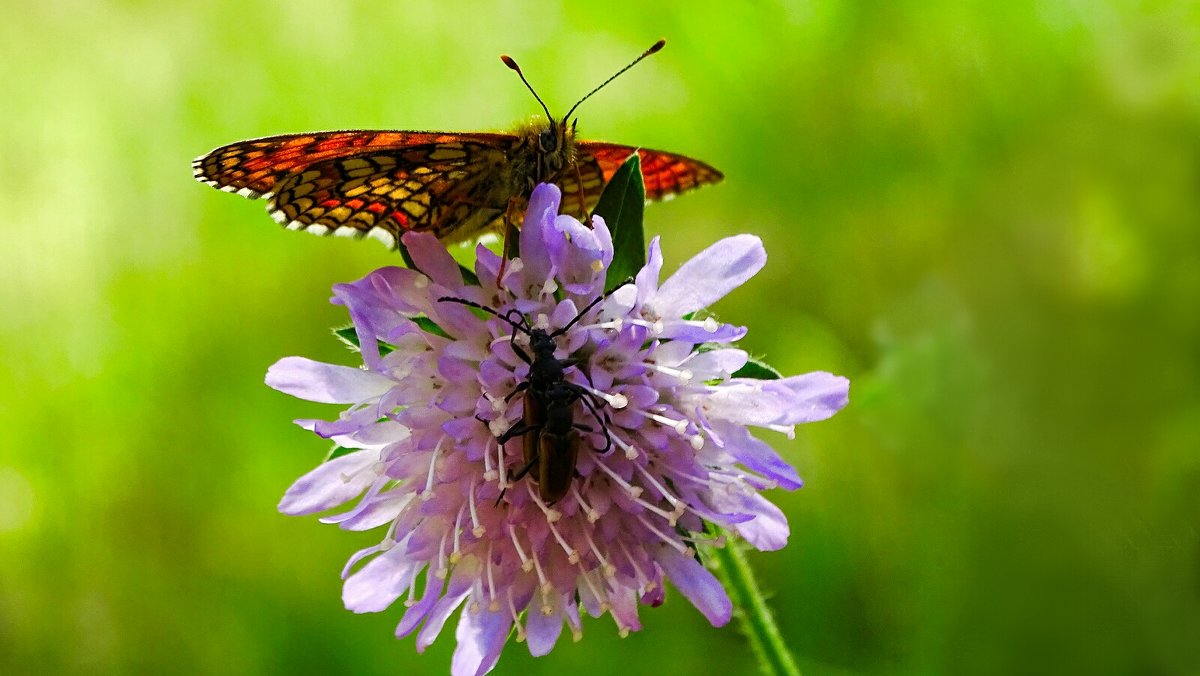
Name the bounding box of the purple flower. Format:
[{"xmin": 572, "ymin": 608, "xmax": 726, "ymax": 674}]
[{"xmin": 266, "ymin": 184, "xmax": 849, "ymax": 675}]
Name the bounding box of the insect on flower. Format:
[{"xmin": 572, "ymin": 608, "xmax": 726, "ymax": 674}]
[
  {"xmin": 438, "ymin": 283, "xmax": 628, "ymax": 503},
  {"xmin": 193, "ymin": 40, "xmax": 722, "ymax": 250}
]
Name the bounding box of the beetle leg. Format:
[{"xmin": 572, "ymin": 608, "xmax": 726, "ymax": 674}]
[
  {"xmin": 497, "ymin": 421, "xmax": 541, "ymax": 445},
  {"xmin": 503, "ymin": 380, "xmax": 529, "ymax": 403}
]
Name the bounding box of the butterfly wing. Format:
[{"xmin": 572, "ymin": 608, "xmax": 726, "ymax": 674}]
[
  {"xmin": 266, "ymin": 141, "xmax": 512, "ymax": 247},
  {"xmin": 575, "ymin": 142, "xmax": 724, "ymax": 202},
  {"xmin": 193, "ymin": 130, "xmax": 513, "ymax": 199}
]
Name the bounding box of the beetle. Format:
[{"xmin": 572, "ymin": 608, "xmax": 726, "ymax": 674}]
[{"xmin": 438, "ymin": 287, "xmax": 622, "ymax": 503}]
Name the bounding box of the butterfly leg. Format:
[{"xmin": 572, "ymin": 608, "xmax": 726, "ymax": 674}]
[{"xmin": 496, "ymin": 198, "xmax": 523, "ymax": 284}]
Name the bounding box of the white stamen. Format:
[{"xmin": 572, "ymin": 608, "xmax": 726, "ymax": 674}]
[
  {"xmin": 496, "ymin": 440, "xmax": 508, "ymax": 491},
  {"xmin": 435, "ymin": 531, "xmax": 449, "ymax": 579},
  {"xmin": 468, "ymin": 482, "xmax": 484, "ymax": 537},
  {"xmin": 765, "ymin": 423, "xmax": 797, "ymax": 439},
  {"xmin": 403, "ymin": 568, "xmax": 419, "ymax": 607},
  {"xmin": 526, "ymin": 483, "xmax": 561, "ymax": 522},
  {"xmin": 482, "ymin": 438, "xmax": 496, "ymax": 482},
  {"xmin": 702, "ymin": 317, "xmax": 719, "ymax": 332},
  {"xmin": 450, "ymin": 503, "xmax": 465, "ymax": 564},
  {"xmin": 651, "ymin": 363, "xmax": 695, "ymax": 385},
  {"xmin": 614, "ymin": 614, "xmax": 630, "ymax": 638},
  {"xmin": 639, "ymin": 409, "xmax": 690, "ymax": 435},
  {"xmin": 608, "ymin": 433, "xmax": 640, "ymax": 460},
  {"xmin": 585, "ymin": 387, "xmax": 627, "ymax": 409},
  {"xmin": 570, "ymin": 484, "xmax": 601, "ymax": 523},
  {"xmin": 593, "ymin": 460, "xmax": 643, "ymax": 499},
  {"xmin": 507, "ymin": 588, "xmax": 526, "ymax": 642},
  {"xmin": 618, "ymin": 540, "xmax": 651, "ymax": 591},
  {"xmin": 690, "ymin": 434, "xmax": 705, "ymax": 450},
  {"xmin": 530, "ymin": 541, "xmax": 550, "ymax": 593},
  {"xmin": 637, "ymin": 514, "xmax": 690, "ymax": 554},
  {"xmin": 488, "ymin": 417, "xmax": 510, "ymax": 437},
  {"xmin": 508, "ymin": 525, "xmax": 533, "ymax": 573},
  {"xmin": 534, "ymin": 313, "xmax": 550, "ymax": 330},
  {"xmin": 578, "ymin": 567, "xmax": 610, "ymax": 612},
  {"xmin": 581, "ymin": 318, "xmax": 624, "ymax": 332},
  {"xmin": 583, "ymin": 529, "xmax": 617, "ymax": 578},
  {"xmin": 485, "ymin": 543, "xmax": 499, "ymax": 611},
  {"xmin": 413, "ymin": 274, "xmax": 429, "ymax": 289},
  {"xmin": 590, "ymin": 259, "xmax": 604, "ymax": 272},
  {"xmin": 422, "ymin": 439, "xmax": 444, "ymax": 499},
  {"xmin": 540, "ymin": 279, "xmax": 557, "ymax": 296}
]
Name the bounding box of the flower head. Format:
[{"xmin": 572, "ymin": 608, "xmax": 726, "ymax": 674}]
[{"xmin": 267, "ymin": 184, "xmax": 849, "ymax": 675}]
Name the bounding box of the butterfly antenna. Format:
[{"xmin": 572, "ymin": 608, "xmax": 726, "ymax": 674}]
[
  {"xmin": 500, "ymin": 54, "xmax": 554, "ymax": 124},
  {"xmin": 563, "ymin": 38, "xmax": 665, "ymax": 123}
]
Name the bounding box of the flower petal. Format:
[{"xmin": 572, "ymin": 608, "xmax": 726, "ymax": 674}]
[
  {"xmin": 656, "ymin": 545, "xmax": 732, "ymax": 626},
  {"xmin": 525, "ymin": 593, "xmax": 564, "ymax": 657},
  {"xmin": 277, "ymin": 449, "xmax": 377, "ymax": 515},
  {"xmin": 342, "ymin": 547, "xmax": 420, "ymax": 613},
  {"xmin": 452, "ymin": 606, "xmax": 512, "ymax": 676},
  {"xmin": 266, "ymin": 357, "xmax": 393, "ymax": 404},
  {"xmin": 654, "ymin": 235, "xmax": 765, "ymax": 317},
  {"xmin": 402, "ymin": 231, "xmax": 464, "ymax": 289}
]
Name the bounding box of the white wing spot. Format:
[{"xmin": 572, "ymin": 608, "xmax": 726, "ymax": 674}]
[
  {"xmin": 305, "ymin": 224, "xmax": 329, "ymax": 236},
  {"xmin": 334, "ymin": 226, "xmax": 361, "ymax": 239},
  {"xmin": 367, "ymin": 227, "xmax": 396, "ymax": 248},
  {"xmin": 285, "ymin": 220, "xmax": 304, "ymax": 231}
]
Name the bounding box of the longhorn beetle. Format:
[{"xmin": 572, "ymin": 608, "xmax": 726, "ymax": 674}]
[{"xmin": 438, "ymin": 283, "xmax": 628, "ymax": 503}]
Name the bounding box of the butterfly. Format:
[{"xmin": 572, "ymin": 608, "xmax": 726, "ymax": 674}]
[{"xmin": 192, "ymin": 40, "xmax": 722, "ymax": 250}]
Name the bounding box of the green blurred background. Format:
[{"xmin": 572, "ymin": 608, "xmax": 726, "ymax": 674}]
[{"xmin": 2, "ymin": 1, "xmax": 1198, "ymax": 674}]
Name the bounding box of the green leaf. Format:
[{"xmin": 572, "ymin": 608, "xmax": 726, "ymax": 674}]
[
  {"xmin": 593, "ymin": 152, "xmax": 646, "ymax": 288},
  {"xmin": 325, "ymin": 445, "xmax": 357, "ymax": 461},
  {"xmin": 412, "ymin": 315, "xmax": 451, "ymax": 339},
  {"xmin": 333, "ymin": 326, "xmax": 395, "ymax": 355},
  {"xmin": 732, "ymin": 358, "xmax": 783, "ymax": 380}
]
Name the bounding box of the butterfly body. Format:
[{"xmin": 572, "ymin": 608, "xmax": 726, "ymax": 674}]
[{"xmin": 193, "ymin": 41, "xmax": 722, "ymax": 248}]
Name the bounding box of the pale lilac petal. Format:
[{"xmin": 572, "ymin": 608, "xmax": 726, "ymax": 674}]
[
  {"xmin": 395, "ymin": 571, "xmax": 442, "ymax": 638},
  {"xmin": 518, "ymin": 183, "xmax": 561, "ymax": 288},
  {"xmin": 402, "ymin": 231, "xmax": 463, "ymax": 289},
  {"xmin": 721, "ymin": 491, "xmax": 790, "ymax": 551},
  {"xmin": 343, "ymin": 547, "xmax": 419, "ymax": 613},
  {"xmin": 266, "ymin": 357, "xmax": 393, "ymax": 404},
  {"xmin": 764, "ymin": 373, "xmax": 851, "ymax": 423},
  {"xmin": 417, "ymin": 559, "xmax": 479, "ymax": 651},
  {"xmin": 452, "ymin": 607, "xmax": 511, "ymax": 676},
  {"xmin": 278, "ymin": 450, "xmax": 377, "ymax": 515},
  {"xmin": 654, "ymin": 235, "xmax": 765, "ymax": 317},
  {"xmin": 712, "ymin": 422, "xmax": 803, "ymax": 490},
  {"xmin": 525, "ymin": 594, "xmax": 563, "ymax": 657},
  {"xmin": 697, "ymin": 371, "xmax": 849, "ymax": 427},
  {"xmin": 656, "ymin": 545, "xmax": 732, "ymax": 626},
  {"xmin": 635, "ymin": 236, "xmax": 663, "ymax": 303}
]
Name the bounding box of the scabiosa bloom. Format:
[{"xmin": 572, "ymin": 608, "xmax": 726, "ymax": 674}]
[{"xmin": 266, "ymin": 184, "xmax": 849, "ymax": 675}]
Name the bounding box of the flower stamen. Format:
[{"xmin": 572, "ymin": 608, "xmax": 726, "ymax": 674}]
[
  {"xmin": 468, "ymin": 481, "xmax": 485, "ymax": 537},
  {"xmin": 508, "ymin": 524, "xmax": 533, "ymax": 573},
  {"xmin": 636, "ymin": 514, "xmax": 689, "ymax": 554},
  {"xmin": 592, "ymin": 459, "xmax": 643, "ymax": 499},
  {"xmin": 570, "ymin": 484, "xmax": 600, "ymax": 523}
]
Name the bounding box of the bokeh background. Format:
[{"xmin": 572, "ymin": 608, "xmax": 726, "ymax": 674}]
[{"xmin": 2, "ymin": 1, "xmax": 1198, "ymax": 674}]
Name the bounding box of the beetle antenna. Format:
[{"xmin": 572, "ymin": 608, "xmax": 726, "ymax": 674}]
[
  {"xmin": 551, "ymin": 277, "xmax": 634, "ymax": 337},
  {"xmin": 500, "ymin": 54, "xmax": 554, "ymax": 125},
  {"xmin": 438, "ymin": 296, "xmax": 530, "ymax": 335},
  {"xmin": 562, "ymin": 39, "xmax": 665, "ymax": 123}
]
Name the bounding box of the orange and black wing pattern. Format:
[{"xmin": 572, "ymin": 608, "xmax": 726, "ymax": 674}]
[
  {"xmin": 265, "ymin": 142, "xmax": 511, "ymax": 247},
  {"xmin": 576, "ymin": 142, "xmax": 724, "ymax": 202},
  {"xmin": 193, "ymin": 131, "xmax": 512, "ymax": 198}
]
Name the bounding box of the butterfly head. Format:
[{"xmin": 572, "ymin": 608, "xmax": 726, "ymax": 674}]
[{"xmin": 501, "ymin": 40, "xmax": 664, "ymax": 178}]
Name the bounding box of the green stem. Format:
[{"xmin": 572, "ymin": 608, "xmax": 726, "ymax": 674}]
[{"xmin": 711, "ymin": 538, "xmax": 802, "ymax": 676}]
